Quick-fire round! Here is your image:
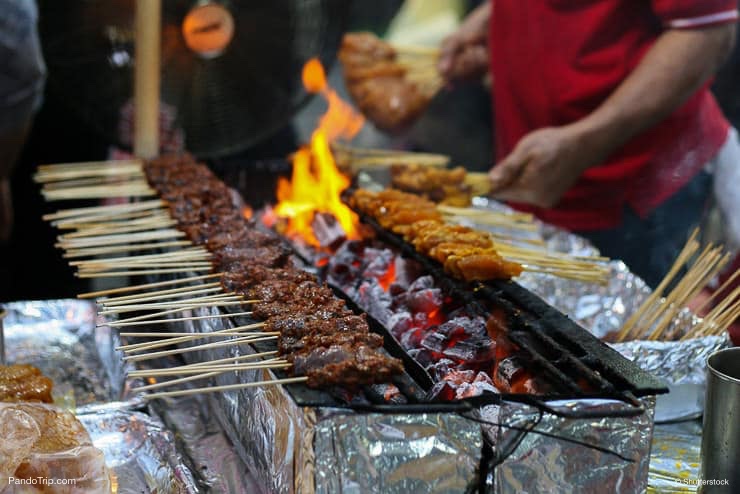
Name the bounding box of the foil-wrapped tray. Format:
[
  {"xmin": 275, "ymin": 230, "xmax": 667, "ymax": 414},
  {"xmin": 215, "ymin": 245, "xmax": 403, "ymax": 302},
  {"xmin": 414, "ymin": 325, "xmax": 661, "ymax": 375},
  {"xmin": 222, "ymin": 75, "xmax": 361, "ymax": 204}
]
[
  {"xmin": 78, "ymin": 408, "xmax": 199, "ymax": 493},
  {"xmin": 1, "ymin": 299, "xmax": 200, "ymax": 493},
  {"xmin": 2, "ymin": 299, "xmax": 134, "ymax": 407},
  {"xmin": 467, "ymin": 197, "xmax": 729, "ymax": 422},
  {"xmin": 131, "ymin": 302, "xmax": 658, "ymax": 493}
]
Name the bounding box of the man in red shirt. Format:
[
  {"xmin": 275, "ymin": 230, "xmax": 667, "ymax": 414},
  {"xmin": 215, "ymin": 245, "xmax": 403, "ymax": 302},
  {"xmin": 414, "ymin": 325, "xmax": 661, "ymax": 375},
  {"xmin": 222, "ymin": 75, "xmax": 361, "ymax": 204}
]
[{"xmin": 439, "ymin": 1, "xmax": 738, "ymax": 287}]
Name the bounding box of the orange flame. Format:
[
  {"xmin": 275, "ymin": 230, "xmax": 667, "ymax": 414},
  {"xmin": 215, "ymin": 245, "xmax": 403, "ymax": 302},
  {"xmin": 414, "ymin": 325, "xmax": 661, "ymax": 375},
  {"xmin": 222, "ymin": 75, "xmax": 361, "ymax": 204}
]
[{"xmin": 273, "ymin": 58, "xmax": 365, "ymax": 246}]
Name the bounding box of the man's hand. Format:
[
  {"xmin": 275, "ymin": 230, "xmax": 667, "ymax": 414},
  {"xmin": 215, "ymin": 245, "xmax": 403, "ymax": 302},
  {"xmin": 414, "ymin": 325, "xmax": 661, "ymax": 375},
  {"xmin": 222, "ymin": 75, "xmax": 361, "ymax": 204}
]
[
  {"xmin": 488, "ymin": 125, "xmax": 600, "ymax": 208},
  {"xmin": 437, "ymin": 3, "xmax": 491, "ymax": 83}
]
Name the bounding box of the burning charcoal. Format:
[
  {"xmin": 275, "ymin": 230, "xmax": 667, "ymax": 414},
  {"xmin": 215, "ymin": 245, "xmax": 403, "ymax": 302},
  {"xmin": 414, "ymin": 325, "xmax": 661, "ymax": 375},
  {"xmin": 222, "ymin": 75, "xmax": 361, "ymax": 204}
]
[
  {"xmin": 312, "ymin": 212, "xmax": 347, "ymax": 250},
  {"xmin": 327, "ymin": 242, "xmax": 362, "ymax": 282},
  {"xmin": 370, "ymin": 383, "xmax": 406, "ymax": 404},
  {"xmin": 441, "ymin": 369, "xmax": 476, "ymax": 386},
  {"xmin": 407, "ymin": 275, "xmax": 434, "ymax": 292},
  {"xmin": 428, "ymin": 380, "xmax": 457, "ymax": 401},
  {"xmin": 405, "ymin": 288, "xmax": 443, "ymax": 314},
  {"xmin": 420, "ymin": 332, "xmax": 448, "ymax": 353},
  {"xmin": 387, "ymin": 311, "xmax": 413, "ymax": 337},
  {"xmin": 358, "ymin": 279, "xmax": 393, "ymax": 325},
  {"xmin": 445, "ymin": 334, "xmax": 495, "ymax": 364},
  {"xmin": 455, "ymin": 373, "xmax": 500, "ymax": 399},
  {"xmin": 390, "ymin": 257, "xmax": 423, "ymax": 290},
  {"xmin": 362, "ymin": 248, "xmax": 394, "ymax": 278},
  {"xmin": 425, "ymin": 358, "xmax": 458, "ymax": 381},
  {"xmin": 437, "ymin": 316, "xmax": 486, "ymax": 337},
  {"xmin": 399, "ymin": 327, "xmax": 427, "ymax": 349},
  {"xmin": 407, "ymin": 348, "xmax": 435, "ymax": 368},
  {"xmin": 494, "ymin": 355, "xmax": 528, "ymax": 392}
]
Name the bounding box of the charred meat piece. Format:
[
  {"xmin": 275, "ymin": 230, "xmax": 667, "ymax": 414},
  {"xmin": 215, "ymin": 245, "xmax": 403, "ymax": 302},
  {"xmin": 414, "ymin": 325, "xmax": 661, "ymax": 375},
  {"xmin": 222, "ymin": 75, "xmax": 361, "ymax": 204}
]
[
  {"xmin": 279, "ymin": 332, "xmax": 383, "ymax": 355},
  {"xmin": 303, "ymin": 345, "xmax": 404, "ymax": 388}
]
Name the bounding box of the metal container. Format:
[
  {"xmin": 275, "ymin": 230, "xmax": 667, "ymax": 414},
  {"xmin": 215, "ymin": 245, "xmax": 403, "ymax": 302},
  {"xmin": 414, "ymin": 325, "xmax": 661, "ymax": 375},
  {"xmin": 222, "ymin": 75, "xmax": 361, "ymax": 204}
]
[{"xmin": 700, "ymin": 347, "xmax": 740, "ymax": 492}]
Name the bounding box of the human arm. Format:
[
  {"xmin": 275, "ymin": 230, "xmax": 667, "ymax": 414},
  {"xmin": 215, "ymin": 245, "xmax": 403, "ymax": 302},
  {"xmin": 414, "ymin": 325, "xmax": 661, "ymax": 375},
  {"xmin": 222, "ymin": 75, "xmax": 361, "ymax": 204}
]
[
  {"xmin": 488, "ymin": 22, "xmax": 737, "ymax": 208},
  {"xmin": 437, "ymin": 2, "xmax": 491, "ymax": 83}
]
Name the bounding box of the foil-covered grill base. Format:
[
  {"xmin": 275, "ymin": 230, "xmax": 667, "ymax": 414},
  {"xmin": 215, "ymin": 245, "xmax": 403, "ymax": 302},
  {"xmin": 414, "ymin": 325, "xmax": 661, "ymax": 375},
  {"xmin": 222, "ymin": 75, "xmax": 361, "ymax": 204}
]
[{"xmin": 158, "ymin": 304, "xmax": 658, "ymax": 493}]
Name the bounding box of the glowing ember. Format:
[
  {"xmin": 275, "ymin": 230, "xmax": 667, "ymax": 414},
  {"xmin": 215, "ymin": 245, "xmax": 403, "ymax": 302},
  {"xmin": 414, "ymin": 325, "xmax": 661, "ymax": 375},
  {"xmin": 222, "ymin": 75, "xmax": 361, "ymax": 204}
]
[{"xmin": 273, "ymin": 58, "xmax": 365, "ymax": 246}]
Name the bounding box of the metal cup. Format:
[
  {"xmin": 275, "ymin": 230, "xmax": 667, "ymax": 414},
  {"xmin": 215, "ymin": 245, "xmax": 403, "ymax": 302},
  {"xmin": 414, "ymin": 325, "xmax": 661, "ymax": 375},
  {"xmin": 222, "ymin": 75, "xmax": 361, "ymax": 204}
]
[{"xmin": 699, "ymin": 347, "xmax": 740, "ymax": 493}]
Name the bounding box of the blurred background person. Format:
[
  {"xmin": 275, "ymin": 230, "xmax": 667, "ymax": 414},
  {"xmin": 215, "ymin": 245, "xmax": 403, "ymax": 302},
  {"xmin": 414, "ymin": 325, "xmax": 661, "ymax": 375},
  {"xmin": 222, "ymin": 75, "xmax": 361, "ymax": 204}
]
[{"xmin": 438, "ymin": 1, "xmax": 739, "ymax": 287}]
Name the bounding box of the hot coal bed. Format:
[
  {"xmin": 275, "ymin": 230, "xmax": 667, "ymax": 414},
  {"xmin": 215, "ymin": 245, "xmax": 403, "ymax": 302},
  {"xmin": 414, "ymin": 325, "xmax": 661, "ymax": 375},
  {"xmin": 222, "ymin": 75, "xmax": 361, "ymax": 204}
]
[
  {"xmin": 147, "ymin": 220, "xmax": 665, "ymax": 493},
  {"xmin": 109, "ymin": 158, "xmax": 666, "ymax": 493}
]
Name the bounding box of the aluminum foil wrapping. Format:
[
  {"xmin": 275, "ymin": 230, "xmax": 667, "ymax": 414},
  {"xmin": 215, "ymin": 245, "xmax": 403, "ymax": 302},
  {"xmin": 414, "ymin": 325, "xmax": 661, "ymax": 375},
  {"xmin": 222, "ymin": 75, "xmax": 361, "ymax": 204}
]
[
  {"xmin": 143, "ymin": 304, "xmax": 658, "ymax": 493},
  {"xmin": 468, "ymin": 197, "xmax": 726, "ymax": 422},
  {"xmin": 2, "ymin": 299, "xmax": 199, "ymax": 493},
  {"xmin": 78, "ymin": 408, "xmax": 199, "ymax": 493},
  {"xmin": 1, "ymin": 299, "xmax": 135, "ymax": 407},
  {"xmin": 611, "ymin": 336, "xmax": 728, "ymax": 422},
  {"xmin": 148, "ymin": 395, "xmax": 264, "ymax": 493},
  {"xmin": 648, "ymin": 420, "xmax": 703, "ymax": 492},
  {"xmin": 482, "ymin": 398, "xmax": 655, "ymax": 493}
]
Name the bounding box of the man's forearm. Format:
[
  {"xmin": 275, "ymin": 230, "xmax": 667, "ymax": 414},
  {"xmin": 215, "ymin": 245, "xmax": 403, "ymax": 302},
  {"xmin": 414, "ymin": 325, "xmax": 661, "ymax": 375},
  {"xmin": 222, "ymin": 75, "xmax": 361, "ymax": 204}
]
[{"xmin": 573, "ymin": 24, "xmax": 737, "ymax": 162}]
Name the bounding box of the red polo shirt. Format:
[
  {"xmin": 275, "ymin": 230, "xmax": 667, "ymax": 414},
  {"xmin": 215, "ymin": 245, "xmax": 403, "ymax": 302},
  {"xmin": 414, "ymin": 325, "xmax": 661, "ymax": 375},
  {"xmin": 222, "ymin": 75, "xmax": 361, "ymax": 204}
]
[{"xmin": 490, "ymin": 0, "xmax": 738, "ymax": 230}]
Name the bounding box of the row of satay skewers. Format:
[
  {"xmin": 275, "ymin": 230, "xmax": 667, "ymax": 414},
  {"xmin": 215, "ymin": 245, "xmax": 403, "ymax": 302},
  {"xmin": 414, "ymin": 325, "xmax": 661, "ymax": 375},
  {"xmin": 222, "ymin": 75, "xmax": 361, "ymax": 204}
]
[{"xmin": 37, "ymin": 154, "xmax": 405, "ymax": 398}]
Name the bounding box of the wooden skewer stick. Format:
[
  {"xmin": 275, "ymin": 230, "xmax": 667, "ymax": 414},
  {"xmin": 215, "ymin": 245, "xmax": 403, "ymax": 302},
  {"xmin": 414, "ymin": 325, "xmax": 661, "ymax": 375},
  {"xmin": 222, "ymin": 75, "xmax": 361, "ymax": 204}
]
[
  {"xmin": 132, "ymin": 358, "xmax": 283, "ymax": 392},
  {"xmin": 102, "ymin": 305, "xmax": 221, "ymax": 325},
  {"xmin": 72, "ymin": 249, "xmax": 211, "ymax": 267},
  {"xmin": 100, "ymin": 284, "xmax": 223, "ymax": 304},
  {"xmin": 614, "ymin": 230, "xmax": 700, "ymax": 342},
  {"xmin": 42, "ymin": 199, "xmax": 165, "ymax": 221},
  {"xmin": 60, "ymin": 221, "xmax": 178, "ymax": 240},
  {"xmin": 100, "ymin": 291, "xmax": 237, "ymax": 309},
  {"xmin": 57, "ymin": 229, "xmax": 186, "ymax": 248},
  {"xmin": 64, "ymin": 240, "xmax": 193, "ymax": 259},
  {"xmin": 78, "ymin": 273, "xmax": 222, "ymax": 298},
  {"xmin": 118, "ymin": 324, "xmax": 266, "ymax": 338},
  {"xmin": 43, "ymin": 185, "xmax": 156, "ymax": 200},
  {"xmin": 129, "ymin": 362, "xmax": 291, "ymax": 377},
  {"xmin": 175, "ymin": 350, "xmax": 278, "ymax": 369},
  {"xmin": 142, "ymin": 376, "xmax": 309, "ymax": 400},
  {"xmin": 34, "ymin": 162, "xmax": 143, "ymax": 181},
  {"xmin": 79, "ymin": 262, "xmax": 213, "ymax": 273},
  {"xmin": 124, "ymin": 334, "xmax": 279, "ymax": 363},
  {"xmin": 77, "ymin": 267, "xmax": 213, "ymax": 278},
  {"xmin": 99, "ymin": 281, "xmax": 222, "ymax": 303},
  {"xmin": 98, "ymin": 299, "xmax": 252, "ymax": 315},
  {"xmin": 131, "ymin": 371, "xmax": 223, "ymax": 392},
  {"xmin": 56, "ymin": 212, "xmax": 170, "ymax": 230},
  {"xmin": 36, "ymin": 159, "xmax": 143, "ymax": 172},
  {"xmin": 120, "ymin": 332, "xmax": 278, "ymax": 354},
  {"xmin": 41, "ymin": 174, "xmax": 146, "ymax": 190},
  {"xmin": 105, "ymin": 311, "xmax": 254, "ymax": 327}
]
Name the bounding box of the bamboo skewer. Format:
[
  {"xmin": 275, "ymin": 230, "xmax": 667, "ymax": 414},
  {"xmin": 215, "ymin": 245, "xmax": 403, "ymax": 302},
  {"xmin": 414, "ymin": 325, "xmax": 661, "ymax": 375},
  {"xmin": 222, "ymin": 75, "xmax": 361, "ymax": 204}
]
[
  {"xmin": 64, "ymin": 240, "xmax": 193, "ymax": 259},
  {"xmin": 141, "ymin": 377, "xmax": 309, "ymax": 400},
  {"xmin": 105, "ymin": 311, "xmax": 254, "ymax": 327},
  {"xmin": 98, "ymin": 299, "xmax": 254, "ymax": 316},
  {"xmin": 613, "ymin": 229, "xmax": 737, "ymax": 342},
  {"xmin": 57, "ymin": 229, "xmax": 186, "ymax": 249},
  {"xmin": 131, "ymin": 355, "xmax": 283, "ymax": 392},
  {"xmin": 100, "ymin": 283, "xmax": 223, "ymax": 304},
  {"xmin": 119, "ymin": 331, "xmax": 278, "ymax": 354},
  {"xmin": 43, "ymin": 199, "xmax": 166, "ymax": 221},
  {"xmin": 123, "ymin": 334, "xmax": 279, "ymax": 363},
  {"xmin": 130, "ymin": 362, "xmax": 291, "ymax": 378},
  {"xmin": 77, "ymin": 267, "xmax": 213, "ymax": 278},
  {"xmin": 78, "ymin": 273, "xmax": 222, "ymax": 298},
  {"xmin": 100, "ymin": 291, "xmax": 239, "ymax": 309}
]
